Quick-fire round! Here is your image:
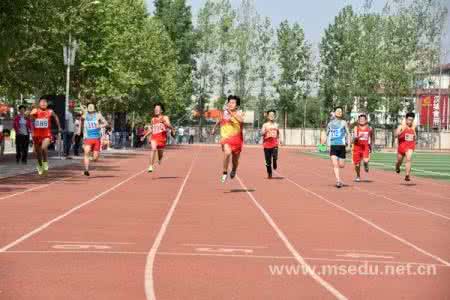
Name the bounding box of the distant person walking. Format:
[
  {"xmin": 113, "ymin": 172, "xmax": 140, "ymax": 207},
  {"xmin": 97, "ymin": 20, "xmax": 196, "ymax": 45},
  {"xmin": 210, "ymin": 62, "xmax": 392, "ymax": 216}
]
[
  {"xmin": 177, "ymin": 127, "xmax": 185, "ymax": 144},
  {"xmin": 73, "ymin": 113, "xmax": 82, "ymax": 156},
  {"xmin": 13, "ymin": 105, "xmax": 32, "ymax": 164},
  {"xmin": 63, "ymin": 109, "xmax": 75, "ymax": 158}
]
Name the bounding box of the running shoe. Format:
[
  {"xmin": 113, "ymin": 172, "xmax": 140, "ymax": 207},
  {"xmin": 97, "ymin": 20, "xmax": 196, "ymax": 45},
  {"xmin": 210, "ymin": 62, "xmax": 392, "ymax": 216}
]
[
  {"xmin": 336, "ymin": 181, "xmax": 343, "ymax": 188},
  {"xmin": 355, "ymin": 177, "xmax": 361, "ymax": 182},
  {"xmin": 42, "ymin": 162, "xmax": 49, "ymax": 175},
  {"xmin": 221, "ymin": 174, "xmax": 228, "ymax": 183},
  {"xmin": 405, "ymin": 175, "xmax": 411, "ymax": 182},
  {"xmin": 268, "ymin": 173, "xmax": 273, "ymax": 179},
  {"xmin": 395, "ymin": 165, "xmax": 401, "ymax": 174},
  {"xmin": 273, "ymin": 160, "xmax": 278, "ymax": 170},
  {"xmin": 230, "ymin": 170, "xmax": 236, "ymax": 179},
  {"xmin": 36, "ymin": 164, "xmax": 44, "ymax": 176},
  {"xmin": 364, "ymin": 162, "xmax": 369, "ymax": 173},
  {"xmin": 148, "ymin": 165, "xmax": 153, "ymax": 173},
  {"xmin": 84, "ymin": 170, "xmax": 90, "ymax": 176}
]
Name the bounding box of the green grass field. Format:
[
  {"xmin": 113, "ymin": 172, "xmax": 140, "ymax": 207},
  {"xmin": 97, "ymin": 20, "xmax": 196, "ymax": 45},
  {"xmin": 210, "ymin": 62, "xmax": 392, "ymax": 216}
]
[{"xmin": 307, "ymin": 151, "xmax": 450, "ymax": 182}]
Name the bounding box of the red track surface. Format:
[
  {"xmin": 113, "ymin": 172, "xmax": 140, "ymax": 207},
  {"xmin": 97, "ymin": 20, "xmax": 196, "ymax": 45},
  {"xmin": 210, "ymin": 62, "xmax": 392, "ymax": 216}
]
[{"xmin": 1, "ymin": 146, "xmax": 449, "ymax": 299}]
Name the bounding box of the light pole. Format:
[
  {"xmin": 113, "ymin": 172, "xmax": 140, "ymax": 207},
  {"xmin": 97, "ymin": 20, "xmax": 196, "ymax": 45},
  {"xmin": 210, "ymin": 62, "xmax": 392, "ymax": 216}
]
[{"xmin": 63, "ymin": 1, "xmax": 100, "ymax": 127}]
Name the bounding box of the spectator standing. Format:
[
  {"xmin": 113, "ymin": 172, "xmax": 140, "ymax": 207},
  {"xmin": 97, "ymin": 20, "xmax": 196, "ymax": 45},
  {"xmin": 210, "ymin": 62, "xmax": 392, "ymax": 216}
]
[
  {"xmin": 63, "ymin": 109, "xmax": 75, "ymax": 158},
  {"xmin": 188, "ymin": 127, "xmax": 195, "ymax": 144},
  {"xmin": 177, "ymin": 127, "xmax": 185, "ymax": 144},
  {"xmin": 73, "ymin": 113, "xmax": 82, "ymax": 156},
  {"xmin": 13, "ymin": 105, "xmax": 32, "ymax": 163}
]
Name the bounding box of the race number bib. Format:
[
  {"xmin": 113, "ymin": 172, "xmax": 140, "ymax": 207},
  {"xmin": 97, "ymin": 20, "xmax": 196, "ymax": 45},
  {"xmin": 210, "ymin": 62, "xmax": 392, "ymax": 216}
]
[
  {"xmin": 267, "ymin": 129, "xmax": 278, "ymax": 138},
  {"xmin": 330, "ymin": 128, "xmax": 340, "ymax": 138},
  {"xmin": 405, "ymin": 134, "xmax": 414, "ymax": 142},
  {"xmin": 359, "ymin": 132, "xmax": 369, "ymax": 141},
  {"xmin": 152, "ymin": 123, "xmax": 165, "ymax": 134},
  {"xmin": 34, "ymin": 118, "xmax": 49, "ymax": 129},
  {"xmin": 86, "ymin": 121, "xmax": 98, "ymax": 130}
]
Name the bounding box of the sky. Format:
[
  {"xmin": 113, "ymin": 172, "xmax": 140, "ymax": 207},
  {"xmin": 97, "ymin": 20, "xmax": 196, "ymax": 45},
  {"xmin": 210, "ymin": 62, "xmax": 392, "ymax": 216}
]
[{"xmin": 145, "ymin": 0, "xmax": 450, "ymax": 62}]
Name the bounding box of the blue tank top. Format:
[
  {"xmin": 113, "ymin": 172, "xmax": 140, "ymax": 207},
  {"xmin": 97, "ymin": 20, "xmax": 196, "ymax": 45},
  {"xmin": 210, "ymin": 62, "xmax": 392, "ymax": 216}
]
[
  {"xmin": 84, "ymin": 113, "xmax": 101, "ymax": 139},
  {"xmin": 327, "ymin": 119, "xmax": 347, "ymax": 146}
]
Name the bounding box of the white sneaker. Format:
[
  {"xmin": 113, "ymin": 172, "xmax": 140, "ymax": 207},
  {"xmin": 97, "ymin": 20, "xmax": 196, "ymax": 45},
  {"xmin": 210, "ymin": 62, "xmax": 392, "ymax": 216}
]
[
  {"xmin": 221, "ymin": 174, "xmax": 227, "ymax": 183},
  {"xmin": 355, "ymin": 177, "xmax": 361, "ymax": 182}
]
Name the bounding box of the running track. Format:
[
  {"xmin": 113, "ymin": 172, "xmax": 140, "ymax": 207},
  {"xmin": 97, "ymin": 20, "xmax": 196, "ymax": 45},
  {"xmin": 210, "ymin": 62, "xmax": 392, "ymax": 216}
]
[{"xmin": 0, "ymin": 146, "xmax": 449, "ymax": 299}]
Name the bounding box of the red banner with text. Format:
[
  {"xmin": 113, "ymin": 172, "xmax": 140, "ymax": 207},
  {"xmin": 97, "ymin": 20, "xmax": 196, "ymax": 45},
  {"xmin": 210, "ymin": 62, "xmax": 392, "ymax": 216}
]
[{"xmin": 419, "ymin": 95, "xmax": 449, "ymax": 128}]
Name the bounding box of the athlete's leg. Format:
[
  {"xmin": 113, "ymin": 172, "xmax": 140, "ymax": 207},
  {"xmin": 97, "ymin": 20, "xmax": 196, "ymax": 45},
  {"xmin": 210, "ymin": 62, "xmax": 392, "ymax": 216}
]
[
  {"xmin": 264, "ymin": 148, "xmax": 272, "ymax": 177},
  {"xmin": 83, "ymin": 144, "xmax": 92, "ymax": 172},
  {"xmin": 395, "ymin": 153, "xmax": 404, "ymax": 173},
  {"xmin": 272, "ymin": 147, "xmax": 278, "ymax": 170},
  {"xmin": 34, "ymin": 142, "xmax": 43, "ymax": 166},
  {"xmin": 331, "ymin": 155, "xmax": 341, "ymax": 183},
  {"xmin": 92, "ymin": 151, "xmax": 100, "ymax": 162},
  {"xmin": 148, "ymin": 140, "xmax": 158, "ymax": 172},
  {"xmin": 41, "ymin": 138, "xmax": 51, "ymax": 173},
  {"xmin": 404, "ymin": 149, "xmax": 413, "ymax": 179},
  {"xmin": 355, "ymin": 163, "xmax": 361, "ymax": 179},
  {"xmin": 230, "ymin": 151, "xmax": 240, "ymax": 179},
  {"xmin": 222, "ymin": 144, "xmax": 232, "ymax": 173},
  {"xmin": 157, "ymin": 149, "xmax": 164, "ymax": 164}
]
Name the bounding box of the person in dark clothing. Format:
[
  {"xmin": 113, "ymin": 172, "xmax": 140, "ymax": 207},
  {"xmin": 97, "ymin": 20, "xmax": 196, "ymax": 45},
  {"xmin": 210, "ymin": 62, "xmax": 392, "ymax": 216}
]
[
  {"xmin": 73, "ymin": 113, "xmax": 83, "ymax": 156},
  {"xmin": 13, "ymin": 105, "xmax": 32, "ymax": 164}
]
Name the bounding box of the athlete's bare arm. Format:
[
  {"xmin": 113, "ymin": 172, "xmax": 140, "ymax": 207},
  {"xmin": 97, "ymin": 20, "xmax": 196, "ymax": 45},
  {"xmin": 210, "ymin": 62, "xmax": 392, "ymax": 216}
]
[
  {"xmin": 261, "ymin": 123, "xmax": 267, "ymax": 135},
  {"xmin": 98, "ymin": 114, "xmax": 108, "ymax": 128},
  {"xmin": 395, "ymin": 125, "xmax": 403, "ymax": 137},
  {"xmin": 211, "ymin": 119, "xmax": 220, "ymax": 135},
  {"xmin": 230, "ymin": 110, "xmax": 244, "ymax": 123},
  {"xmin": 345, "ymin": 122, "xmax": 351, "ymax": 146},
  {"xmin": 51, "ymin": 110, "xmax": 62, "ymax": 132}
]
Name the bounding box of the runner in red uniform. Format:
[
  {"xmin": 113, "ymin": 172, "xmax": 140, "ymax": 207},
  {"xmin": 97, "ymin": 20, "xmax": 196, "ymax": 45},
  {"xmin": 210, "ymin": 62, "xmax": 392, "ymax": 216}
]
[
  {"xmin": 141, "ymin": 103, "xmax": 174, "ymax": 173},
  {"xmin": 395, "ymin": 112, "xmax": 416, "ymax": 182},
  {"xmin": 29, "ymin": 97, "xmax": 62, "ymax": 175},
  {"xmin": 352, "ymin": 114, "xmax": 374, "ymax": 182},
  {"xmin": 261, "ymin": 110, "xmax": 280, "ymax": 179},
  {"xmin": 211, "ymin": 95, "xmax": 244, "ymax": 183}
]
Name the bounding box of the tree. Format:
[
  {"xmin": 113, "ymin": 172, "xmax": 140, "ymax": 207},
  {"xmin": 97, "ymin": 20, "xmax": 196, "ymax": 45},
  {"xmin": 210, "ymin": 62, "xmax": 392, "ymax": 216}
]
[{"xmin": 276, "ymin": 21, "xmax": 314, "ymax": 131}]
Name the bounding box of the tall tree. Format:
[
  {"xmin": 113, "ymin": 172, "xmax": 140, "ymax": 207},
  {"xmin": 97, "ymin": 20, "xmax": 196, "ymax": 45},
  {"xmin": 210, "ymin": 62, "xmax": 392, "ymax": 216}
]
[{"xmin": 277, "ymin": 21, "xmax": 314, "ymax": 129}]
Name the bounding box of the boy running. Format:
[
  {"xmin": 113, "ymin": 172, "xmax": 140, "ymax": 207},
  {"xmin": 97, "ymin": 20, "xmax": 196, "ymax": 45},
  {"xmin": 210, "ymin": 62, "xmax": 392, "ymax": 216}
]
[
  {"xmin": 30, "ymin": 97, "xmax": 62, "ymax": 175},
  {"xmin": 261, "ymin": 110, "xmax": 280, "ymax": 179},
  {"xmin": 352, "ymin": 114, "xmax": 374, "ymax": 182},
  {"xmin": 322, "ymin": 107, "xmax": 351, "ymax": 188},
  {"xmin": 395, "ymin": 112, "xmax": 416, "ymax": 182},
  {"xmin": 81, "ymin": 104, "xmax": 108, "ymax": 176},
  {"xmin": 211, "ymin": 95, "xmax": 244, "ymax": 183},
  {"xmin": 141, "ymin": 103, "xmax": 174, "ymax": 173}
]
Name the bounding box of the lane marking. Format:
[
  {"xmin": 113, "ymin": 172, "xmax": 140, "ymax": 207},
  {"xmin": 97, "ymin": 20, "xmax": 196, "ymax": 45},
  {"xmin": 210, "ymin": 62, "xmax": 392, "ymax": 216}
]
[
  {"xmin": 183, "ymin": 243, "xmax": 267, "ymax": 249},
  {"xmin": 0, "ymin": 169, "xmax": 147, "ymax": 253},
  {"xmin": 236, "ymin": 176, "xmax": 347, "ymax": 300},
  {"xmin": 144, "ymin": 152, "xmax": 198, "ymax": 300},
  {"xmin": 353, "ymin": 186, "xmax": 450, "ymax": 221},
  {"xmin": 52, "ymin": 244, "xmax": 112, "ymax": 250},
  {"xmin": 3, "ymin": 250, "xmax": 449, "ymax": 268},
  {"xmin": 0, "ymin": 176, "xmax": 74, "ymax": 201},
  {"xmin": 336, "ymin": 253, "xmax": 394, "ymax": 259},
  {"xmin": 315, "ymin": 249, "xmax": 400, "ymax": 254},
  {"xmin": 44, "ymin": 241, "xmax": 135, "ymax": 245},
  {"xmin": 276, "ymin": 171, "xmax": 450, "ymax": 267},
  {"xmin": 195, "ymin": 247, "xmax": 253, "ymax": 254}
]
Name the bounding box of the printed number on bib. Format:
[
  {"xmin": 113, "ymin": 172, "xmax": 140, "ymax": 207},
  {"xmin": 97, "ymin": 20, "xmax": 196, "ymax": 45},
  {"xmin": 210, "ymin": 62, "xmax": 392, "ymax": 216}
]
[
  {"xmin": 35, "ymin": 119, "xmax": 49, "ymax": 129},
  {"xmin": 153, "ymin": 123, "xmax": 165, "ymax": 134},
  {"xmin": 330, "ymin": 129, "xmax": 341, "ymax": 138},
  {"xmin": 359, "ymin": 132, "xmax": 369, "ymax": 141},
  {"xmin": 405, "ymin": 134, "xmax": 414, "ymax": 142},
  {"xmin": 267, "ymin": 129, "xmax": 278, "ymax": 138},
  {"xmin": 86, "ymin": 121, "xmax": 98, "ymax": 130}
]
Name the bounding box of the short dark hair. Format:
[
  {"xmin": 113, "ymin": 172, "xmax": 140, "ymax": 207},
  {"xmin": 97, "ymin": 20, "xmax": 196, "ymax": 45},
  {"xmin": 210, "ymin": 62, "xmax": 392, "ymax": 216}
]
[
  {"xmin": 39, "ymin": 96, "xmax": 48, "ymax": 102},
  {"xmin": 358, "ymin": 114, "xmax": 367, "ymax": 119},
  {"xmin": 18, "ymin": 105, "xmax": 26, "ymax": 110},
  {"xmin": 266, "ymin": 109, "xmax": 276, "ymax": 115},
  {"xmin": 154, "ymin": 102, "xmax": 165, "ymax": 112},
  {"xmin": 227, "ymin": 95, "xmax": 241, "ymax": 106},
  {"xmin": 406, "ymin": 112, "xmax": 415, "ymax": 119},
  {"xmin": 334, "ymin": 106, "xmax": 343, "ymax": 112}
]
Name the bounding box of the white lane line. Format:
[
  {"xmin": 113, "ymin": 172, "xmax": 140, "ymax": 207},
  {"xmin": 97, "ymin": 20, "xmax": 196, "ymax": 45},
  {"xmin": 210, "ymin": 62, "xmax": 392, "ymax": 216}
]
[
  {"xmin": 353, "ymin": 186, "xmax": 450, "ymax": 221},
  {"xmin": 276, "ymin": 171, "xmax": 450, "ymax": 267},
  {"xmin": 144, "ymin": 152, "xmax": 198, "ymax": 300},
  {"xmin": 44, "ymin": 241, "xmax": 135, "ymax": 245},
  {"xmin": 182, "ymin": 243, "xmax": 267, "ymax": 249},
  {"xmin": 4, "ymin": 250, "xmax": 449, "ymax": 267},
  {"xmin": 314, "ymin": 249, "xmax": 400, "ymax": 254},
  {"xmin": 0, "ymin": 176, "xmax": 74, "ymax": 201},
  {"xmin": 0, "ymin": 169, "xmax": 146, "ymax": 253},
  {"xmin": 236, "ymin": 176, "xmax": 347, "ymax": 300}
]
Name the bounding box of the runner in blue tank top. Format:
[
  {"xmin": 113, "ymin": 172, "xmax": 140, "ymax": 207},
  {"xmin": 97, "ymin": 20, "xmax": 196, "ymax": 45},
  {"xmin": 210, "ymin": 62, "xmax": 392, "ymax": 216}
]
[
  {"xmin": 322, "ymin": 107, "xmax": 350, "ymax": 188},
  {"xmin": 81, "ymin": 104, "xmax": 108, "ymax": 176}
]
